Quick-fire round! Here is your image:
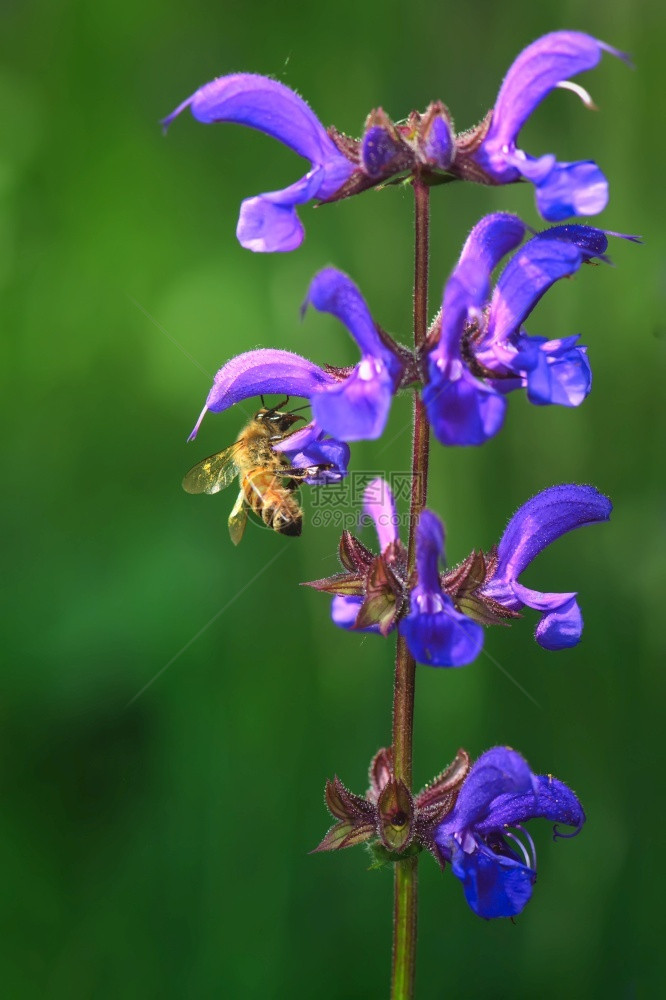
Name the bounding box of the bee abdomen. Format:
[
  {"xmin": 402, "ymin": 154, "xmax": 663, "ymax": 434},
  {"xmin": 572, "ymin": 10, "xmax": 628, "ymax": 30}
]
[
  {"xmin": 263, "ymin": 495, "xmax": 303, "ymax": 536},
  {"xmin": 241, "ymin": 471, "xmax": 303, "ymax": 537}
]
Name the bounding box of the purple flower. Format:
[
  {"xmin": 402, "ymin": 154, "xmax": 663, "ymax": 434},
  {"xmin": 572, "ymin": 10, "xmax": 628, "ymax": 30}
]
[
  {"xmin": 399, "ymin": 511, "xmax": 484, "ymax": 667},
  {"xmin": 188, "ymin": 268, "xmax": 404, "ymax": 443},
  {"xmin": 273, "ymin": 421, "xmax": 350, "ymax": 485},
  {"xmin": 459, "ymin": 31, "xmax": 629, "ymax": 221},
  {"xmin": 162, "ymin": 74, "xmax": 355, "ymax": 252},
  {"xmin": 479, "ymin": 484, "xmax": 612, "ymax": 650},
  {"xmin": 423, "ymin": 213, "xmax": 634, "ymax": 447},
  {"xmin": 435, "ymin": 746, "xmax": 585, "ymax": 918}
]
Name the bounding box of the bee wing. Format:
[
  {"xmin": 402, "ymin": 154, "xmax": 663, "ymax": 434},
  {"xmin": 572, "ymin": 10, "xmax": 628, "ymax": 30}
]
[
  {"xmin": 182, "ymin": 444, "xmax": 241, "ymax": 495},
  {"xmin": 228, "ymin": 489, "xmax": 248, "ymax": 545}
]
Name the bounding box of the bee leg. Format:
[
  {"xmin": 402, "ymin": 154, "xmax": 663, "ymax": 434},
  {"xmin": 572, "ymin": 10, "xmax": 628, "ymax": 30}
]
[{"xmin": 278, "ymin": 464, "xmax": 335, "ymax": 479}]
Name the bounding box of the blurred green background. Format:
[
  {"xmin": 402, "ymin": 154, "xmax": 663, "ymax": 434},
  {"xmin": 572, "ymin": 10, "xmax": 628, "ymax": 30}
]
[{"xmin": 1, "ymin": 0, "xmax": 664, "ymax": 996}]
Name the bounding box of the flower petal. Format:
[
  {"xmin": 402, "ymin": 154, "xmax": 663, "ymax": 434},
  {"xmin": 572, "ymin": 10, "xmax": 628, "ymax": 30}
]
[
  {"xmin": 450, "ymin": 842, "xmax": 535, "ymax": 919},
  {"xmin": 270, "ymin": 421, "xmax": 318, "ymax": 456},
  {"xmin": 457, "ymin": 212, "xmax": 528, "ymax": 278},
  {"xmin": 415, "ymin": 510, "xmax": 445, "ymax": 593},
  {"xmin": 424, "ymin": 365, "xmax": 507, "ymax": 447},
  {"xmin": 514, "ymin": 334, "xmax": 592, "ymax": 407},
  {"xmin": 528, "ymin": 159, "xmax": 608, "ymax": 220},
  {"xmin": 493, "ymin": 484, "xmax": 612, "ymax": 584},
  {"xmin": 431, "ymin": 271, "xmax": 478, "ymax": 366},
  {"xmin": 331, "ymin": 594, "xmax": 380, "ymax": 633},
  {"xmin": 304, "ymin": 268, "xmax": 401, "ymax": 377},
  {"xmin": 535, "ymin": 597, "xmax": 582, "ymax": 650},
  {"xmin": 432, "ymin": 214, "xmax": 527, "ymax": 366},
  {"xmin": 475, "ymin": 773, "xmax": 585, "ymax": 835},
  {"xmin": 543, "ymin": 224, "xmax": 614, "ymax": 257},
  {"xmin": 438, "ymin": 747, "xmax": 537, "ymax": 834},
  {"xmin": 274, "ymin": 421, "xmax": 350, "ymax": 484},
  {"xmin": 204, "ymin": 349, "xmax": 335, "ymax": 412},
  {"xmin": 236, "ymin": 172, "xmax": 323, "ymax": 252},
  {"xmin": 311, "ymin": 359, "xmax": 394, "ymax": 441},
  {"xmin": 511, "ymin": 584, "xmax": 584, "ymax": 650},
  {"xmin": 400, "ymin": 599, "xmax": 484, "ymax": 668},
  {"xmin": 331, "ymin": 594, "xmax": 362, "ymax": 629},
  {"xmin": 361, "ymin": 478, "xmax": 398, "ymax": 551},
  {"xmin": 163, "ymin": 73, "xmax": 346, "ymax": 171}
]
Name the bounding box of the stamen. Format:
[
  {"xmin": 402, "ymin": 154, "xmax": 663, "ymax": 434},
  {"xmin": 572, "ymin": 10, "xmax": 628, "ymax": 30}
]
[
  {"xmin": 556, "ymin": 80, "xmax": 598, "ymax": 111},
  {"xmin": 504, "ymin": 830, "xmax": 532, "ymax": 869},
  {"xmin": 514, "ymin": 823, "xmax": 537, "ymax": 870}
]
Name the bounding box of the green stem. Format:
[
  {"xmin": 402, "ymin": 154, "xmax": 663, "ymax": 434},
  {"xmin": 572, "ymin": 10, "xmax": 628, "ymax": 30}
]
[{"xmin": 390, "ymin": 175, "xmax": 431, "ymax": 1000}]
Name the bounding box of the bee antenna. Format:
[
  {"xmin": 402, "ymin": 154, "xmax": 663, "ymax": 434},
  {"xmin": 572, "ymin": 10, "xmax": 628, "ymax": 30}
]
[
  {"xmin": 260, "ymin": 395, "xmax": 266, "ymax": 408},
  {"xmin": 288, "ymin": 403, "xmax": 312, "ymax": 415}
]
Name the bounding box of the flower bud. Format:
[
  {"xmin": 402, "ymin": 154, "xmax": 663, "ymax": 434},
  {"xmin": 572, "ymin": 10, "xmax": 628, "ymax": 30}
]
[
  {"xmin": 361, "ymin": 109, "xmax": 414, "ymax": 178},
  {"xmin": 417, "ymin": 101, "xmax": 455, "ymax": 170}
]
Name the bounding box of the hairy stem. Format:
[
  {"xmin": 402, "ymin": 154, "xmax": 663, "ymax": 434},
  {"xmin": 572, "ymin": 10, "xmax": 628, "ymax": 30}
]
[{"xmin": 391, "ymin": 175, "xmax": 430, "ymax": 1000}]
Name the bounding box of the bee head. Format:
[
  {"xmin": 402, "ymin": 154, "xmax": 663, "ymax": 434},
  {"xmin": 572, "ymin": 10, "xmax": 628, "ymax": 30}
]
[{"xmin": 255, "ymin": 405, "xmax": 306, "ymax": 433}]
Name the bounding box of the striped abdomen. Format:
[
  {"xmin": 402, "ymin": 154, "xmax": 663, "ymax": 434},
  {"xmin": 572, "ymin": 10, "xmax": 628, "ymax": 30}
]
[{"xmin": 241, "ymin": 468, "xmax": 303, "ymax": 537}]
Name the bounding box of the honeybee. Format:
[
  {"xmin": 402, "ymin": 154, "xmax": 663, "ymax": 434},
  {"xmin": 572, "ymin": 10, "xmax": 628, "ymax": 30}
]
[{"xmin": 182, "ymin": 399, "xmax": 325, "ymax": 545}]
